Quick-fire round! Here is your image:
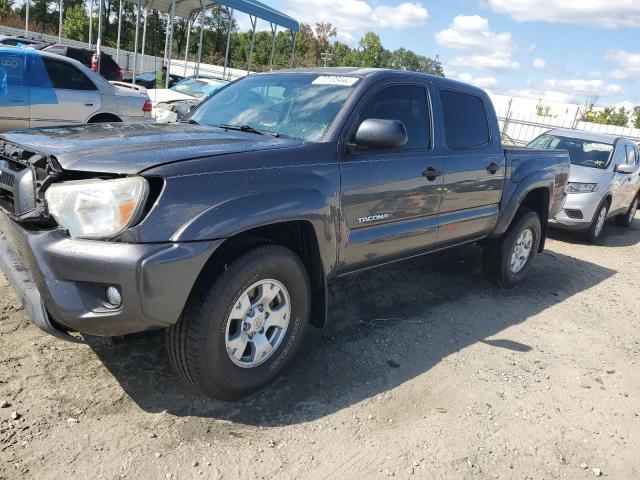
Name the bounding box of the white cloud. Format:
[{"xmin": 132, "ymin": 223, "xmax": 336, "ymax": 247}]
[
  {"xmin": 605, "ymin": 50, "xmax": 640, "ymax": 79},
  {"xmin": 435, "ymin": 15, "xmax": 514, "ymax": 53},
  {"xmin": 449, "ymin": 53, "xmax": 520, "ymax": 72},
  {"xmin": 542, "ymin": 79, "xmax": 624, "ymax": 97},
  {"xmin": 486, "ymin": 0, "xmax": 640, "ymax": 29},
  {"xmin": 284, "ymin": 0, "xmax": 428, "ymax": 35},
  {"xmin": 504, "ymin": 77, "xmax": 627, "ymax": 105},
  {"xmin": 436, "ymin": 15, "xmax": 519, "ymax": 72},
  {"xmin": 532, "ymin": 58, "xmax": 546, "ymax": 70},
  {"xmin": 451, "ymin": 72, "xmax": 498, "ymax": 89}
]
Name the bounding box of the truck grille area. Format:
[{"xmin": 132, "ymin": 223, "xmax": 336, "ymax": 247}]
[{"xmin": 0, "ymin": 142, "xmax": 40, "ymax": 218}]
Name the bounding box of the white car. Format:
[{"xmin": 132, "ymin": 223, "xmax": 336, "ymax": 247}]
[
  {"xmin": 528, "ymin": 129, "xmax": 640, "ymax": 243},
  {"xmin": 0, "ymin": 46, "xmax": 152, "ymax": 132},
  {"xmin": 147, "ymin": 76, "xmax": 229, "ymax": 123}
]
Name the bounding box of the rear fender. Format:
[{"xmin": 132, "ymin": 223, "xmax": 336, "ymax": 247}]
[{"xmin": 491, "ymin": 172, "xmax": 554, "ymax": 238}]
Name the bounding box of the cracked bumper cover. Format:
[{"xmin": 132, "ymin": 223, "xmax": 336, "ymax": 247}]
[{"xmin": 0, "ymin": 212, "xmax": 222, "ymax": 340}]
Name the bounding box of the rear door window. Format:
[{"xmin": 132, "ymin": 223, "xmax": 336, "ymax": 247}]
[
  {"xmin": 42, "ymin": 58, "xmax": 96, "ymax": 90},
  {"xmin": 440, "ymin": 90, "xmax": 490, "ymax": 150}
]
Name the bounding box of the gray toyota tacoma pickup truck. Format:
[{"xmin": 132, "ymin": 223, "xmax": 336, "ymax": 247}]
[{"xmin": 0, "ymin": 68, "xmax": 570, "ymax": 400}]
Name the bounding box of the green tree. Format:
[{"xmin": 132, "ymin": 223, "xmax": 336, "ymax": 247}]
[
  {"xmin": 608, "ymin": 107, "xmax": 629, "ymax": 127},
  {"xmin": 0, "ymin": 0, "xmax": 12, "ymax": 21},
  {"xmin": 536, "ymin": 105, "xmax": 552, "ymax": 117},
  {"xmin": 358, "ymin": 32, "xmax": 385, "ymax": 67},
  {"xmin": 61, "ymin": 4, "xmax": 89, "ymax": 42},
  {"xmin": 632, "ymin": 106, "xmax": 640, "ymax": 129}
]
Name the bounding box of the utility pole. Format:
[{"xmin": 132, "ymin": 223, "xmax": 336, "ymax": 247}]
[{"xmin": 320, "ymin": 51, "xmax": 332, "ymax": 67}]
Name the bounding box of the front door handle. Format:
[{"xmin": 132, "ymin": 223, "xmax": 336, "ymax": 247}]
[
  {"xmin": 422, "ymin": 166, "xmax": 442, "ymax": 181},
  {"xmin": 84, "ymin": 103, "xmax": 94, "ymax": 107},
  {"xmin": 487, "ymin": 162, "xmax": 499, "ymax": 174}
]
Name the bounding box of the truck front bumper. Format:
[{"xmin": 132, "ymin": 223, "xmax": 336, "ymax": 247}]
[{"xmin": 0, "ymin": 212, "xmax": 222, "ymax": 341}]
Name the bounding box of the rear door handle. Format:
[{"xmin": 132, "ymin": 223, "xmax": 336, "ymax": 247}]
[
  {"xmin": 487, "ymin": 162, "xmax": 499, "ymax": 174},
  {"xmin": 422, "ymin": 166, "xmax": 442, "ymax": 181}
]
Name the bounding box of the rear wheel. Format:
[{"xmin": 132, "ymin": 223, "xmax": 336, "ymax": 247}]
[
  {"xmin": 615, "ymin": 194, "xmax": 638, "ymax": 227},
  {"xmin": 166, "ymin": 245, "xmax": 311, "ymax": 401},
  {"xmin": 483, "ymin": 211, "xmax": 541, "ymax": 288},
  {"xmin": 586, "ymin": 200, "xmax": 609, "ymax": 243}
]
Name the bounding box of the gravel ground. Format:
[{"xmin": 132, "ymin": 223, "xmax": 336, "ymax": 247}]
[{"xmin": 1, "ymin": 218, "xmax": 639, "ymax": 480}]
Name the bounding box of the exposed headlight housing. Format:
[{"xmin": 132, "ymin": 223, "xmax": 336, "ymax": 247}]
[
  {"xmin": 45, "ymin": 177, "xmax": 148, "ymax": 239},
  {"xmin": 566, "ymin": 182, "xmax": 598, "ymax": 194}
]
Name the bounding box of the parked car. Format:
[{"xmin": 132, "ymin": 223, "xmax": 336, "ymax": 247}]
[
  {"xmin": 43, "ymin": 44, "xmax": 123, "ymax": 81},
  {"xmin": 122, "ymin": 70, "xmax": 183, "ymax": 89},
  {"xmin": 528, "ymin": 129, "xmax": 640, "ymax": 243},
  {"xmin": 0, "ymin": 68, "xmax": 569, "ymax": 400},
  {"xmin": 0, "ymin": 47, "xmax": 152, "ymax": 131},
  {"xmin": 0, "ymin": 35, "xmax": 50, "ymax": 49},
  {"xmin": 148, "ymin": 75, "xmax": 229, "ymax": 123}
]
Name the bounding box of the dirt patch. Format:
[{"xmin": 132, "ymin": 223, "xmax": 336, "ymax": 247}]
[{"xmin": 1, "ymin": 221, "xmax": 639, "ymax": 479}]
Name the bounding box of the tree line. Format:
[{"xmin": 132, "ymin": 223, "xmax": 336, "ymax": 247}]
[{"xmin": 0, "ymin": 1, "xmax": 444, "ymax": 75}]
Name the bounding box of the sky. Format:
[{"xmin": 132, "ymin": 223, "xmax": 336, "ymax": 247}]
[{"xmin": 261, "ymin": 0, "xmax": 640, "ymax": 110}]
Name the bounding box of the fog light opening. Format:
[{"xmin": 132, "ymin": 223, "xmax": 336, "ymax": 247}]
[{"xmin": 105, "ymin": 286, "xmax": 122, "ymax": 308}]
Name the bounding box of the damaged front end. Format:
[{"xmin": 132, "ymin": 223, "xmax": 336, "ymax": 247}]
[{"xmin": 0, "ymin": 139, "xmax": 63, "ymax": 227}]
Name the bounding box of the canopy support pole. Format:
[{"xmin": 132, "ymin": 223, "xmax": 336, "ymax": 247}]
[
  {"xmin": 166, "ymin": 0, "xmax": 176, "ymax": 88},
  {"xmin": 246, "ymin": 15, "xmax": 257, "ymax": 75},
  {"xmin": 195, "ymin": 1, "xmax": 205, "ymax": 76},
  {"xmin": 96, "ymin": 0, "xmax": 103, "ymax": 74},
  {"xmin": 183, "ymin": 12, "xmax": 193, "ymax": 76},
  {"xmin": 24, "ymin": 0, "xmax": 29, "ymax": 36},
  {"xmin": 268, "ymin": 23, "xmax": 277, "ymax": 71},
  {"xmin": 88, "ymin": 0, "xmax": 94, "ymax": 48},
  {"xmin": 116, "ymin": 0, "xmax": 123, "ymax": 59},
  {"xmin": 140, "ymin": 2, "xmax": 151, "ymax": 76},
  {"xmin": 289, "ymin": 31, "xmax": 297, "ymax": 68},
  {"xmin": 222, "ymin": 7, "xmax": 233, "ymax": 80},
  {"xmin": 58, "ymin": 0, "xmax": 63, "ymax": 44},
  {"xmin": 132, "ymin": 0, "xmax": 141, "ymax": 84},
  {"xmin": 163, "ymin": 13, "xmax": 170, "ymax": 66}
]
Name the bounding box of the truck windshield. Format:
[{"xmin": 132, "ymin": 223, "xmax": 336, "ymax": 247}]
[
  {"xmin": 187, "ymin": 74, "xmax": 358, "ymax": 141},
  {"xmin": 528, "ymin": 134, "xmax": 613, "ymax": 169}
]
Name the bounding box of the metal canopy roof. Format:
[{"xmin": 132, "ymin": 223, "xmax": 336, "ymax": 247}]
[{"xmin": 138, "ymin": 0, "xmax": 299, "ymax": 31}]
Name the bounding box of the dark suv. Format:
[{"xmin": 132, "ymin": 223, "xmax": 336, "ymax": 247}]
[{"xmin": 43, "ymin": 45, "xmax": 123, "ymax": 81}]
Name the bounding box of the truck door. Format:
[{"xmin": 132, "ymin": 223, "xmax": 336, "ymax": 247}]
[
  {"xmin": 436, "ymin": 88, "xmax": 505, "ymax": 244},
  {"xmin": 0, "ymin": 50, "xmax": 29, "ymax": 131},
  {"xmin": 340, "ymin": 82, "xmax": 443, "ymax": 270}
]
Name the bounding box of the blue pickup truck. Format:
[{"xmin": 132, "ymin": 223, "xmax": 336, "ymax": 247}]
[{"xmin": 0, "ymin": 68, "xmax": 570, "ymax": 400}]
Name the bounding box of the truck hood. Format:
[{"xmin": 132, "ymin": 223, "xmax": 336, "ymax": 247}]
[{"xmin": 1, "ymin": 123, "xmax": 302, "ymax": 174}]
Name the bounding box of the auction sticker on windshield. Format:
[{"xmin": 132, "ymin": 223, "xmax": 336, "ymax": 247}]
[{"xmin": 311, "ymin": 76, "xmax": 359, "ymax": 86}]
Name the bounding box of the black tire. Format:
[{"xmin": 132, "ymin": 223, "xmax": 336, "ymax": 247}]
[
  {"xmin": 615, "ymin": 194, "xmax": 638, "ymax": 228},
  {"xmin": 166, "ymin": 245, "xmax": 311, "ymax": 401},
  {"xmin": 483, "ymin": 211, "xmax": 541, "ymax": 288},
  {"xmin": 586, "ymin": 199, "xmax": 609, "ymax": 244},
  {"xmin": 88, "ymin": 114, "xmax": 122, "ymax": 123}
]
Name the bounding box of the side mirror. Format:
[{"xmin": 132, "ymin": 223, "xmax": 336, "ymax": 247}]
[
  {"xmin": 353, "ymin": 119, "xmax": 408, "ymax": 151},
  {"xmin": 615, "ymin": 163, "xmax": 635, "ymax": 174}
]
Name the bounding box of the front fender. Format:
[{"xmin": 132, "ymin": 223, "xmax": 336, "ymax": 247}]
[{"xmin": 172, "ymin": 188, "xmax": 339, "ymax": 277}]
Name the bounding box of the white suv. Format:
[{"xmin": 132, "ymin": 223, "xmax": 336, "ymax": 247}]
[{"xmin": 0, "ymin": 46, "xmax": 152, "ymax": 132}]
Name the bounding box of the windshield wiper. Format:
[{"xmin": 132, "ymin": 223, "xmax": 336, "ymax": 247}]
[{"xmin": 218, "ymin": 123, "xmax": 279, "ymax": 137}]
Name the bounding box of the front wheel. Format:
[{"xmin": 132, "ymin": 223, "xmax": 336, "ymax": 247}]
[
  {"xmin": 483, "ymin": 211, "xmax": 541, "ymax": 288},
  {"xmin": 586, "ymin": 200, "xmax": 609, "ymax": 244},
  {"xmin": 615, "ymin": 194, "xmax": 638, "ymax": 228},
  {"xmin": 166, "ymin": 245, "xmax": 311, "ymax": 401}
]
